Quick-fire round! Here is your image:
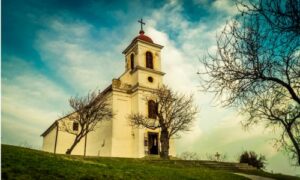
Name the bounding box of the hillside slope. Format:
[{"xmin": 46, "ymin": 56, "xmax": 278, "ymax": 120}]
[{"xmin": 1, "ymin": 145, "xmax": 298, "ymax": 180}]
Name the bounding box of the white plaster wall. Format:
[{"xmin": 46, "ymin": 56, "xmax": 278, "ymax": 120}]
[
  {"xmin": 42, "ymin": 126, "xmax": 57, "ymax": 153},
  {"xmin": 124, "ymin": 44, "xmax": 137, "ymax": 70},
  {"xmin": 119, "ymin": 71, "xmax": 131, "ymax": 85},
  {"xmin": 138, "ymin": 71, "xmax": 163, "ymax": 89},
  {"xmin": 54, "ymin": 130, "xmax": 84, "ymax": 155},
  {"xmin": 136, "ymin": 90, "xmax": 177, "ymax": 157},
  {"xmin": 119, "ymin": 70, "xmax": 138, "ymax": 86},
  {"xmin": 85, "ymin": 94, "xmax": 113, "ymax": 156},
  {"xmin": 136, "ymin": 90, "xmax": 154, "ymax": 157},
  {"xmin": 169, "ymin": 138, "xmax": 176, "ymax": 157},
  {"xmin": 55, "ymin": 120, "xmax": 113, "ymax": 156},
  {"xmin": 111, "ymin": 91, "xmax": 134, "ymax": 157},
  {"xmin": 52, "ymin": 94, "xmax": 113, "ymax": 156},
  {"xmin": 124, "ymin": 42, "xmax": 162, "ymax": 71},
  {"xmin": 122, "ymin": 41, "xmax": 163, "ymax": 88},
  {"xmin": 137, "ymin": 42, "xmax": 162, "ymax": 71},
  {"xmin": 131, "ymin": 91, "xmax": 141, "ymax": 157},
  {"xmin": 85, "ymin": 119, "xmax": 112, "ymax": 157}
]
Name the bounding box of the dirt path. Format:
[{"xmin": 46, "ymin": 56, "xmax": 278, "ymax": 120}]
[{"xmin": 234, "ymin": 173, "xmax": 275, "ymax": 180}]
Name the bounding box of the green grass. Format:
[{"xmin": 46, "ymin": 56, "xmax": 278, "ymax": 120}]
[{"xmin": 1, "ymin": 144, "xmax": 298, "ymax": 180}]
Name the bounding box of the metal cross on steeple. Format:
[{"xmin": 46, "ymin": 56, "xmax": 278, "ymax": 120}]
[{"xmin": 138, "ymin": 18, "xmax": 145, "ymax": 31}]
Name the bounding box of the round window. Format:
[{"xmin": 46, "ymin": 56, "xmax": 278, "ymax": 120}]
[{"xmin": 148, "ymin": 76, "xmax": 153, "ymax": 83}]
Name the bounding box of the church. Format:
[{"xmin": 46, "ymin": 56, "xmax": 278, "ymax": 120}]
[{"xmin": 41, "ymin": 20, "xmax": 176, "ymax": 158}]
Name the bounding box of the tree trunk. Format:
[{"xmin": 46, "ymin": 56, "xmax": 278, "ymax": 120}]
[
  {"xmin": 286, "ymin": 126, "xmax": 300, "ymax": 165},
  {"xmin": 66, "ymin": 136, "xmax": 81, "ymax": 155},
  {"xmin": 160, "ymin": 129, "xmax": 170, "ymax": 160}
]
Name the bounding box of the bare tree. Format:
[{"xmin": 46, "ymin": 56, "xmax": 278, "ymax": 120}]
[
  {"xmin": 129, "ymin": 85, "xmax": 198, "ymax": 159},
  {"xmin": 199, "ymin": 0, "xmax": 300, "ymax": 164},
  {"xmin": 180, "ymin": 152, "xmax": 201, "ymax": 160},
  {"xmin": 238, "ymin": 0, "xmax": 300, "ymax": 35},
  {"xmin": 61, "ymin": 90, "xmax": 113, "ymax": 155},
  {"xmin": 206, "ymin": 152, "xmax": 227, "ymax": 162}
]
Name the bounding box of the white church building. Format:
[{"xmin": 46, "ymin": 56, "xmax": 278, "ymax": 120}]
[{"xmin": 41, "ymin": 22, "xmax": 176, "ymax": 158}]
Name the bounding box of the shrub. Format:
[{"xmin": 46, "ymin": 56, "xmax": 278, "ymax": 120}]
[{"xmin": 239, "ymin": 151, "xmax": 266, "ymax": 169}]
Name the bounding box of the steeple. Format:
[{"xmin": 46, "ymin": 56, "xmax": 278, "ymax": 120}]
[{"xmin": 122, "ymin": 18, "xmax": 164, "ymax": 78}]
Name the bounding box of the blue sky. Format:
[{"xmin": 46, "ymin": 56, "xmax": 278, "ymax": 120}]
[{"xmin": 2, "ymin": 0, "xmax": 299, "ymax": 175}]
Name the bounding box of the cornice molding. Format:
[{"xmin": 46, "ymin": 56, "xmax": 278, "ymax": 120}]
[{"xmin": 130, "ymin": 66, "xmax": 165, "ymax": 76}]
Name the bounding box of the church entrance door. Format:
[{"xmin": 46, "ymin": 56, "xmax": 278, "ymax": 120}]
[{"xmin": 148, "ymin": 132, "xmax": 159, "ymax": 155}]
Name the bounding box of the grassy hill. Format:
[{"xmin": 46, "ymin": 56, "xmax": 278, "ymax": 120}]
[{"xmin": 1, "ymin": 144, "xmax": 298, "ymax": 180}]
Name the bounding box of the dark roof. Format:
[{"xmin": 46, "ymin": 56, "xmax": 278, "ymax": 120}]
[
  {"xmin": 40, "ymin": 120, "xmax": 58, "ymax": 137},
  {"xmin": 131, "ymin": 30, "xmax": 153, "ymax": 43}
]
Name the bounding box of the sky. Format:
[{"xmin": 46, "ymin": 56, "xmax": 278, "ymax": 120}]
[{"xmin": 2, "ymin": 0, "xmax": 300, "ymax": 176}]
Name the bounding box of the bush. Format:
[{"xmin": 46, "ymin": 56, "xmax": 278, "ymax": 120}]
[{"xmin": 239, "ymin": 151, "xmax": 266, "ymax": 169}]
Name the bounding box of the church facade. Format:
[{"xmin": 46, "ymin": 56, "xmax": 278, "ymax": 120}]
[{"xmin": 41, "ymin": 25, "xmax": 176, "ymax": 158}]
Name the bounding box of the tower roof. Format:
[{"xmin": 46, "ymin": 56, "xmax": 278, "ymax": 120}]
[
  {"xmin": 131, "ymin": 30, "xmax": 153, "ymax": 44},
  {"xmin": 122, "ymin": 19, "xmax": 163, "ymax": 54},
  {"xmin": 122, "ymin": 31, "xmax": 163, "ymax": 54}
]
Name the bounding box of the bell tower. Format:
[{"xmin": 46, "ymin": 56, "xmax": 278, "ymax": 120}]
[{"xmin": 121, "ymin": 19, "xmax": 164, "ymax": 89}]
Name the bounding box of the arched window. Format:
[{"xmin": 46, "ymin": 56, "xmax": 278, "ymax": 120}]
[
  {"xmin": 130, "ymin": 54, "xmax": 134, "ymax": 70},
  {"xmin": 146, "ymin": 52, "xmax": 153, "ymax": 69},
  {"xmin": 148, "ymin": 100, "xmax": 158, "ymax": 119},
  {"xmin": 73, "ymin": 122, "xmax": 79, "ymax": 131}
]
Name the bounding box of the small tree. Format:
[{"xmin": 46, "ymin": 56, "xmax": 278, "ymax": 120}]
[
  {"xmin": 239, "ymin": 151, "xmax": 266, "ymax": 170},
  {"xmin": 129, "ymin": 85, "xmax": 198, "ymax": 159},
  {"xmin": 61, "ymin": 90, "xmax": 113, "ymax": 155}
]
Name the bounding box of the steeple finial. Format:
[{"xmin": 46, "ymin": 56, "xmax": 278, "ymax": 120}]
[{"xmin": 138, "ymin": 18, "xmax": 145, "ymax": 34}]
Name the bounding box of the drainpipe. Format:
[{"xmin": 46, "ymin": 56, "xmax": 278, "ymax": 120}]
[
  {"xmin": 54, "ymin": 122, "xmax": 59, "ymax": 154},
  {"xmin": 84, "ymin": 133, "xmax": 87, "ymax": 156}
]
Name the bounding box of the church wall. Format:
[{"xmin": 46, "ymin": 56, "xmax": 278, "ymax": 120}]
[
  {"xmin": 169, "ymin": 138, "xmax": 176, "ymax": 156},
  {"xmin": 55, "ymin": 130, "xmax": 85, "ymax": 155},
  {"xmin": 119, "ymin": 71, "xmax": 131, "ymax": 85},
  {"xmin": 137, "ymin": 91, "xmax": 150, "ymax": 157},
  {"xmin": 122, "ymin": 42, "xmax": 163, "ymax": 88},
  {"xmin": 85, "ymin": 93, "xmax": 113, "ymax": 156},
  {"xmin": 124, "ymin": 44, "xmax": 137, "ymax": 71},
  {"xmin": 123, "ymin": 42, "xmax": 162, "ymax": 71},
  {"xmin": 137, "ymin": 90, "xmax": 177, "ymax": 157},
  {"xmin": 137, "ymin": 42, "xmax": 162, "ymax": 71},
  {"xmin": 131, "ymin": 71, "xmax": 139, "ymax": 86},
  {"xmin": 42, "ymin": 126, "xmax": 57, "ymax": 153},
  {"xmin": 133, "ymin": 90, "xmax": 162, "ymax": 157},
  {"xmin": 111, "ymin": 91, "xmax": 134, "ymax": 157},
  {"xmin": 85, "ymin": 119, "xmax": 112, "ymax": 157},
  {"xmin": 131, "ymin": 90, "xmax": 144, "ymax": 158},
  {"xmin": 119, "ymin": 70, "xmax": 138, "ymax": 87},
  {"xmin": 137, "ymin": 71, "xmax": 163, "ymax": 89},
  {"xmin": 54, "ymin": 119, "xmax": 113, "ymax": 156}
]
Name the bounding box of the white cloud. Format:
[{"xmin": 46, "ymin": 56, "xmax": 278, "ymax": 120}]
[
  {"xmin": 35, "ymin": 18, "xmax": 126, "ymax": 94},
  {"xmin": 2, "ymin": 56, "xmax": 70, "ymax": 148},
  {"xmin": 212, "ymin": 0, "xmax": 238, "ymax": 15}
]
